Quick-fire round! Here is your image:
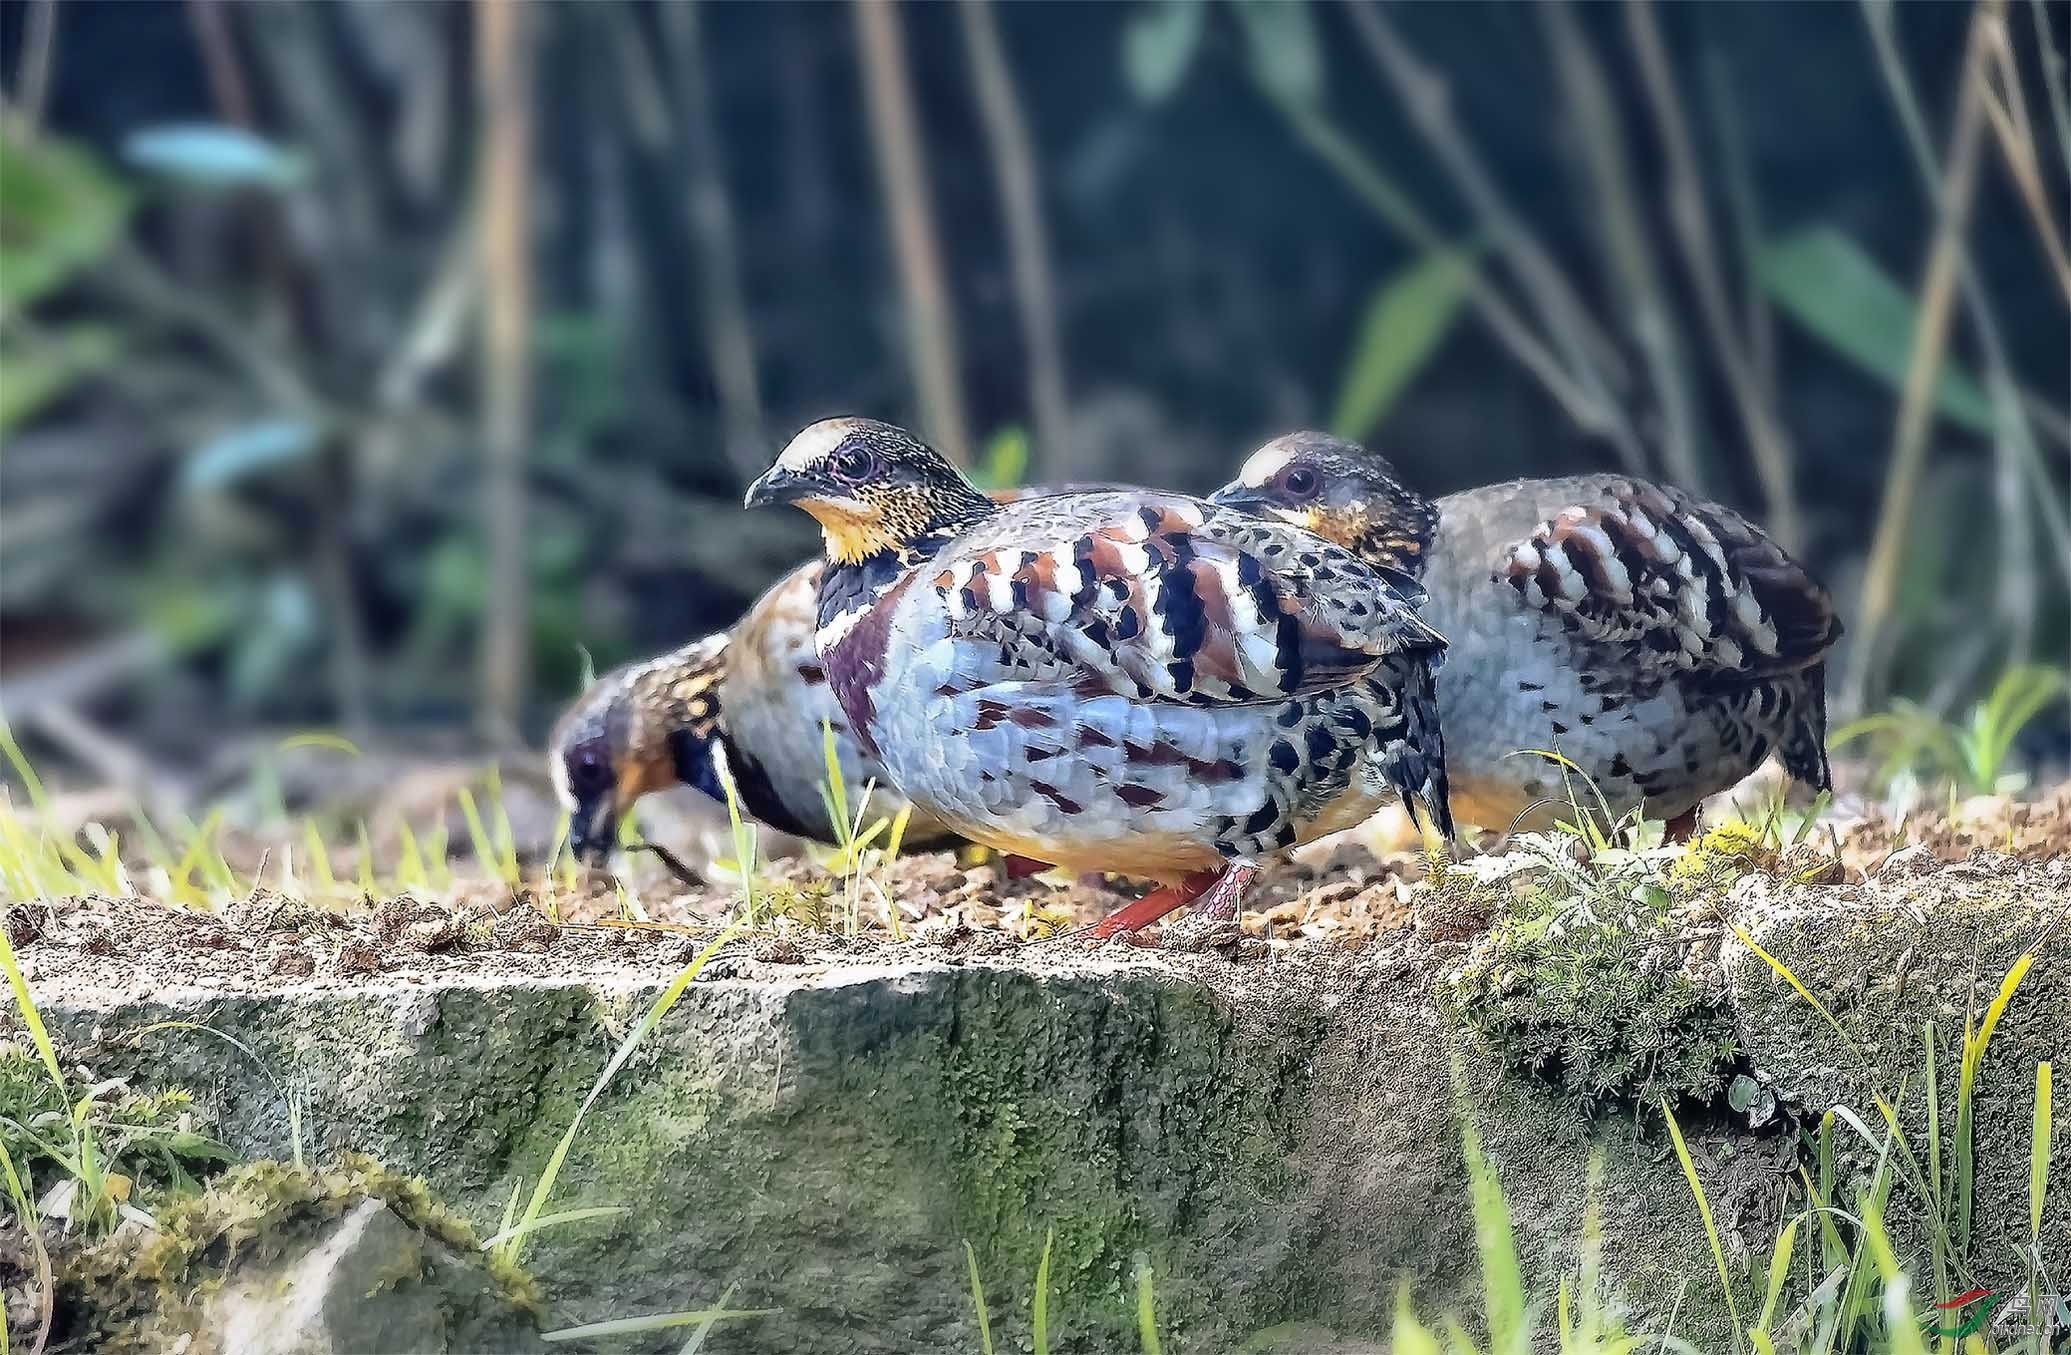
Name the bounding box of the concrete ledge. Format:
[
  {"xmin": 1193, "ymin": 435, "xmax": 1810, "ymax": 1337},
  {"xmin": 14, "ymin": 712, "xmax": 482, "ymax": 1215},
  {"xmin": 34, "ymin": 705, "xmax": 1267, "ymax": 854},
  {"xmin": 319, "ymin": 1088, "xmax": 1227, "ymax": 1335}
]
[{"xmin": 21, "ymin": 859, "xmax": 2063, "ymax": 1353}]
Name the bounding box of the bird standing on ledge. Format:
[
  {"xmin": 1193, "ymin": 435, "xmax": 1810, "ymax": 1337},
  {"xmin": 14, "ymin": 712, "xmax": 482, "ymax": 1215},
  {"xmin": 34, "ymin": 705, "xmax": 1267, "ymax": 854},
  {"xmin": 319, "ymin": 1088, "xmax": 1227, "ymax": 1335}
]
[
  {"xmin": 1211, "ymin": 432, "xmax": 1841, "ymax": 838},
  {"xmin": 745, "ymin": 417, "xmax": 1453, "ymax": 942},
  {"xmin": 550, "ymin": 484, "xmax": 1094, "ymax": 869},
  {"xmin": 549, "ymin": 561, "xmax": 958, "ymax": 865}
]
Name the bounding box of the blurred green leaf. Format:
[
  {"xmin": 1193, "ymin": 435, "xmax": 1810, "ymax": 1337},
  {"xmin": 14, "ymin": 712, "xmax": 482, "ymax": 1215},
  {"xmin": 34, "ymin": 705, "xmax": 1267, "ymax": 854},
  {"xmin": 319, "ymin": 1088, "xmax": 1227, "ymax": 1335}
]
[
  {"xmin": 229, "ymin": 573, "xmax": 319, "ymax": 701},
  {"xmin": 1233, "ymin": 0, "xmax": 1323, "ymax": 107},
  {"xmin": 0, "ymin": 326, "xmax": 121, "ymax": 436},
  {"xmin": 183, "ymin": 418, "xmax": 323, "ymax": 490},
  {"xmin": 970, "ymin": 425, "xmax": 1029, "ymax": 491},
  {"xmin": 1122, "ymin": 0, "xmax": 1207, "ymax": 105},
  {"xmin": 1758, "ymin": 227, "xmax": 1994, "ymax": 434},
  {"xmin": 122, "ymin": 123, "xmax": 308, "ymax": 191},
  {"xmin": 0, "ymin": 119, "xmax": 134, "ymax": 310},
  {"xmin": 1330, "ymin": 248, "xmax": 1474, "ymax": 440},
  {"xmin": 139, "ymin": 578, "xmax": 241, "ymax": 653}
]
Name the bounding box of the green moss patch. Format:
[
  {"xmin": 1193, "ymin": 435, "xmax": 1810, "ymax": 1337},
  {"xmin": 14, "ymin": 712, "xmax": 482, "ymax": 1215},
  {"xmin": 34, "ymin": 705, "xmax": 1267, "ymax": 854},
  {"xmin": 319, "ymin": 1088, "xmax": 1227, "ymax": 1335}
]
[
  {"xmin": 1445, "ymin": 859, "xmax": 1739, "ymax": 1117},
  {"xmin": 58, "ymin": 1153, "xmax": 541, "ymax": 1353}
]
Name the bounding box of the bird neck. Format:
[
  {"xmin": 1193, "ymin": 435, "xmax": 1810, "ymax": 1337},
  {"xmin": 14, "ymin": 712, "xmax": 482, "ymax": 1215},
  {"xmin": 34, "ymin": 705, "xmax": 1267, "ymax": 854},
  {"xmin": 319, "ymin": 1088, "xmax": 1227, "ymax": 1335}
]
[
  {"xmin": 1343, "ymin": 495, "xmax": 1440, "ymax": 582},
  {"xmin": 814, "ymin": 495, "xmax": 994, "ymax": 642},
  {"xmin": 684, "ymin": 727, "xmax": 815, "ymax": 839}
]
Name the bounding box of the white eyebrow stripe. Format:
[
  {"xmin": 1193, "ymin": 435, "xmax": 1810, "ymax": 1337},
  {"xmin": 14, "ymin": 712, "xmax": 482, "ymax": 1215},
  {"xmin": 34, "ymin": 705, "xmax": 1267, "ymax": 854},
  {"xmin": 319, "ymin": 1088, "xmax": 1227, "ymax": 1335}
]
[
  {"xmin": 1235, "ymin": 444, "xmax": 1294, "ymax": 488},
  {"xmin": 777, "ymin": 417, "xmax": 865, "ymax": 471}
]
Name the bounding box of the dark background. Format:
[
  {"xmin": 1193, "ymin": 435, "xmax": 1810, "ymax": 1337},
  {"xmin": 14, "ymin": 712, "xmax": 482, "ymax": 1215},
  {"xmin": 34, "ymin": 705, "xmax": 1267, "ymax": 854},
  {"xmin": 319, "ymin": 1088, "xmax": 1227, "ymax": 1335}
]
[{"xmin": 2, "ymin": 0, "xmax": 2065, "ymax": 776}]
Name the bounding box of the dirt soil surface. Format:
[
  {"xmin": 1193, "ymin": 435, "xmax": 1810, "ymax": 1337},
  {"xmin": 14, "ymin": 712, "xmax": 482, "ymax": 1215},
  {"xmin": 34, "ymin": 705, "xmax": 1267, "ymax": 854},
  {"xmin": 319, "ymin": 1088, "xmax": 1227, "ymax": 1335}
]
[{"xmin": 9, "ymin": 784, "xmax": 2065, "ymax": 1005}]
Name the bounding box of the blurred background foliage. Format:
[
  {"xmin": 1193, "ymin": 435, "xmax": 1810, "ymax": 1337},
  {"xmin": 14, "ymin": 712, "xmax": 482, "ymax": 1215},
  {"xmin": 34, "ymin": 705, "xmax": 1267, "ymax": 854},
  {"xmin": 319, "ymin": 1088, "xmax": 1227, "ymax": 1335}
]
[{"xmin": 0, "ymin": 0, "xmax": 2065, "ymax": 799}]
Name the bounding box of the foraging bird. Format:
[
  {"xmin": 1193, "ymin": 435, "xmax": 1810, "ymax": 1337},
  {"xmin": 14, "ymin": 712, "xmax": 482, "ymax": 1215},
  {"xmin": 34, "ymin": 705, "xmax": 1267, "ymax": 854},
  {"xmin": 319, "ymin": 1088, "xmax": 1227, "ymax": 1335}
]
[
  {"xmin": 550, "ymin": 561, "xmax": 958, "ymax": 865},
  {"xmin": 1210, "ymin": 432, "xmax": 1841, "ymax": 837},
  {"xmin": 744, "ymin": 418, "xmax": 1453, "ymax": 940}
]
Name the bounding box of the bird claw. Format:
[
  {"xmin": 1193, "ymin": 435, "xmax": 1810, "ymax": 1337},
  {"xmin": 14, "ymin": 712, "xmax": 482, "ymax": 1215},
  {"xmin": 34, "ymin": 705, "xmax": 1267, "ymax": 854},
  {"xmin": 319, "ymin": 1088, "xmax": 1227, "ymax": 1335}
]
[{"xmin": 1157, "ymin": 916, "xmax": 1246, "ymax": 953}]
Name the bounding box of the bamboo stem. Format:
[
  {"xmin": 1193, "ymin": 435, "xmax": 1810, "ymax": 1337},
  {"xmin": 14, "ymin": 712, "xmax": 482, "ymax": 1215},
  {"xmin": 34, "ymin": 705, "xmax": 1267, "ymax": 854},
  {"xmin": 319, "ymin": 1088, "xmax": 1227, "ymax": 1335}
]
[
  {"xmin": 1853, "ymin": 0, "xmax": 1997, "ymax": 709},
  {"xmin": 853, "ymin": 0, "xmax": 973, "ymax": 464},
  {"xmin": 957, "ymin": 0, "xmax": 1070, "ymax": 470},
  {"xmin": 1625, "ymin": 0, "xmax": 1803, "ymax": 551},
  {"xmin": 660, "ymin": 0, "xmax": 771, "ymax": 483},
  {"xmin": 475, "ymin": 0, "xmax": 534, "ymax": 743}
]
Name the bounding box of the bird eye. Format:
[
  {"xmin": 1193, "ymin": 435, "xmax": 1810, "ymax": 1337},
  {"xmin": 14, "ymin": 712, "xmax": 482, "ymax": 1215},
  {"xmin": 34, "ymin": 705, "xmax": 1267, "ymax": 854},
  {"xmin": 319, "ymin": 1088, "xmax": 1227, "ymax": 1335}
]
[
  {"xmin": 570, "ymin": 746, "xmax": 612, "ymax": 795},
  {"xmin": 1280, "ymin": 466, "xmax": 1320, "ymax": 500},
  {"xmin": 829, "ymin": 445, "xmax": 877, "ymax": 483}
]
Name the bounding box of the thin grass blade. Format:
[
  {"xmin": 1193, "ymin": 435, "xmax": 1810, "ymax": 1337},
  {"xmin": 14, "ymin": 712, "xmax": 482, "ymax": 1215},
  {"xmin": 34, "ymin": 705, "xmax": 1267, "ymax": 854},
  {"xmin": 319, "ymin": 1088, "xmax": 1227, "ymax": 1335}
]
[
  {"xmin": 1134, "ymin": 1252, "xmax": 1163, "ymax": 1355},
  {"xmin": 1662, "ymin": 1100, "xmax": 1746, "ymax": 1349},
  {"xmin": 1462, "ymin": 1119, "xmax": 1527, "ymax": 1354},
  {"xmin": 503, "ymin": 926, "xmax": 737, "ymax": 1264},
  {"xmin": 677, "ymin": 1281, "xmax": 741, "ymax": 1355},
  {"xmin": 1390, "ymin": 1285, "xmax": 1444, "ymax": 1355},
  {"xmin": 538, "ymin": 1305, "xmax": 779, "ymax": 1343},
  {"xmin": 2032, "ymin": 1061, "xmax": 2052, "ymax": 1245},
  {"xmin": 1958, "ymin": 951, "xmax": 2035, "ymax": 1250},
  {"xmin": 477, "ymin": 1205, "xmax": 629, "ymax": 1252},
  {"xmin": 0, "ymin": 922, "xmax": 63, "ymax": 1091},
  {"xmin": 1033, "ymin": 1227, "xmax": 1053, "ymax": 1355},
  {"xmin": 964, "ymin": 1241, "xmax": 995, "ymax": 1355}
]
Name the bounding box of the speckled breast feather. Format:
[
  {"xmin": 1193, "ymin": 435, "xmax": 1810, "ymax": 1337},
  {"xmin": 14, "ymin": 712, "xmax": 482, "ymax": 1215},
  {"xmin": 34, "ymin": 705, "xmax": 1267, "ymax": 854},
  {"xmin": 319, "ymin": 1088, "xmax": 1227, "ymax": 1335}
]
[{"xmin": 818, "ymin": 491, "xmax": 1451, "ymax": 879}]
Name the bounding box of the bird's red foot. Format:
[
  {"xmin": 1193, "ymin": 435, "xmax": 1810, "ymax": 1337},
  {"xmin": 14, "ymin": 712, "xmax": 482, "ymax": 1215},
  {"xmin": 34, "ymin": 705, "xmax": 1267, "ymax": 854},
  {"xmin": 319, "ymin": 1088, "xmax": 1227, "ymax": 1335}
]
[
  {"xmin": 1665, "ymin": 808, "xmax": 1700, "ymax": 844},
  {"xmin": 1003, "ymin": 854, "xmax": 1053, "ymax": 880},
  {"xmin": 1159, "ymin": 865, "xmax": 1261, "ymax": 950},
  {"xmin": 1082, "ymin": 864, "xmax": 1258, "ymax": 945}
]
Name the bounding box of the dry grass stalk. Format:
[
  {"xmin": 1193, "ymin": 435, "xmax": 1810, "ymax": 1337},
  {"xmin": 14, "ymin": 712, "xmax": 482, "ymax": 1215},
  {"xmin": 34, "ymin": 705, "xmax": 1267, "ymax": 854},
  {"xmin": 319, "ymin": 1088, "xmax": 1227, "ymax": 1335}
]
[
  {"xmin": 854, "ymin": 0, "xmax": 974, "ymax": 465},
  {"xmin": 12, "ymin": 0, "xmax": 57, "ymax": 135},
  {"xmin": 1276, "ymin": 100, "xmax": 1643, "ymax": 470},
  {"xmin": 1344, "ymin": 0, "xmax": 1647, "ymax": 474},
  {"xmin": 475, "ymin": 0, "xmax": 535, "ymax": 743},
  {"xmin": 1977, "ymin": 14, "xmax": 2071, "ymax": 304},
  {"xmin": 1862, "ymin": 0, "xmax": 2071, "ymax": 671},
  {"xmin": 1537, "ymin": 1, "xmax": 1703, "ymax": 492},
  {"xmin": 957, "ymin": 0, "xmax": 1072, "ymax": 470},
  {"xmin": 1625, "ymin": 0, "xmax": 1804, "ymax": 553},
  {"xmin": 1853, "ymin": 0, "xmax": 2000, "ymax": 708},
  {"xmin": 660, "ymin": 0, "xmax": 771, "ymax": 484}
]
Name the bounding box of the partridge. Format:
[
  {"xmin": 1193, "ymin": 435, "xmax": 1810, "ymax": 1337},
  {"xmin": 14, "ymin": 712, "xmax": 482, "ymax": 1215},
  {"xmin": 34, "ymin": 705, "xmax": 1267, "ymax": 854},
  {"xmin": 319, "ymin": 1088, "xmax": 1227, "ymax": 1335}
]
[
  {"xmin": 744, "ymin": 418, "xmax": 1453, "ymax": 939},
  {"xmin": 549, "ymin": 561, "xmax": 957, "ymax": 864},
  {"xmin": 1211, "ymin": 432, "xmax": 1841, "ymax": 837}
]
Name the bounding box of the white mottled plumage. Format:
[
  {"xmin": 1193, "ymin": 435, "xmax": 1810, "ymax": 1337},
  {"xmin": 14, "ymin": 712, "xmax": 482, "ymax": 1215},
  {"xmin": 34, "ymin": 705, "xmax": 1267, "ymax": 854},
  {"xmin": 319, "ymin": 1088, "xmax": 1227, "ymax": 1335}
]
[
  {"xmin": 745, "ymin": 420, "xmax": 1453, "ymax": 934},
  {"xmin": 851, "ymin": 491, "xmax": 1449, "ymax": 876},
  {"xmin": 1214, "ymin": 434, "xmax": 1841, "ymax": 834}
]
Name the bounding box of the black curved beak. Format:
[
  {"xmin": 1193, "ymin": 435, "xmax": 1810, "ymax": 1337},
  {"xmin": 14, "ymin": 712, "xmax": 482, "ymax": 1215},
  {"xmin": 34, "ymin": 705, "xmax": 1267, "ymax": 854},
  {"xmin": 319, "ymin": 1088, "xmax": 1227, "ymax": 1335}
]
[
  {"xmin": 744, "ymin": 465, "xmax": 814, "ymax": 510},
  {"xmin": 1206, "ymin": 483, "xmax": 1271, "ymax": 513},
  {"xmin": 566, "ymin": 798, "xmax": 618, "ymax": 867}
]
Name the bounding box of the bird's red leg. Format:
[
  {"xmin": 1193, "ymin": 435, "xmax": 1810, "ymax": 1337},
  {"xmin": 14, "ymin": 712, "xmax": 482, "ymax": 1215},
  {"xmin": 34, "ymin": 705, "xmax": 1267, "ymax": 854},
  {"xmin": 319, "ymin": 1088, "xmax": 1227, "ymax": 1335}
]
[
  {"xmin": 1664, "ymin": 808, "xmax": 1701, "ymax": 844},
  {"xmin": 1003, "ymin": 854, "xmax": 1052, "ymax": 880},
  {"xmin": 1178, "ymin": 864, "xmax": 1259, "ymax": 925},
  {"xmin": 1158, "ymin": 864, "xmax": 1261, "ymax": 949},
  {"xmin": 1085, "ymin": 869, "xmax": 1221, "ymax": 940}
]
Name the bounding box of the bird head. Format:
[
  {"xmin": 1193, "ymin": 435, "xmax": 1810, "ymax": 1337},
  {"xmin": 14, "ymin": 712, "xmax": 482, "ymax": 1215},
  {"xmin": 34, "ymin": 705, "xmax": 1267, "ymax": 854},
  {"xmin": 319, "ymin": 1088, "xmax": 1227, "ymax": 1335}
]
[
  {"xmin": 548, "ymin": 636, "xmax": 729, "ymax": 865},
  {"xmin": 1210, "ymin": 431, "xmax": 1441, "ymax": 579},
  {"xmin": 744, "ymin": 418, "xmax": 994, "ymax": 562}
]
